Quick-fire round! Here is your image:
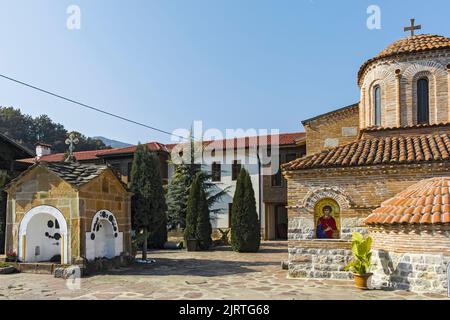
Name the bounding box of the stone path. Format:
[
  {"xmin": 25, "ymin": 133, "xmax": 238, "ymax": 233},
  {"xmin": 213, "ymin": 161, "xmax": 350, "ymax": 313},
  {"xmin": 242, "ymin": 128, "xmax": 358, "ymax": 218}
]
[{"xmin": 0, "ymin": 242, "xmax": 448, "ymax": 300}]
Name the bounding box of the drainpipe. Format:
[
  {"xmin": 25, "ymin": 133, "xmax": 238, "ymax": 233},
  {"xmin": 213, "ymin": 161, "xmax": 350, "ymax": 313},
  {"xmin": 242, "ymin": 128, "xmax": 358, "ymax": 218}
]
[{"xmin": 256, "ymin": 146, "xmax": 262, "ymax": 230}]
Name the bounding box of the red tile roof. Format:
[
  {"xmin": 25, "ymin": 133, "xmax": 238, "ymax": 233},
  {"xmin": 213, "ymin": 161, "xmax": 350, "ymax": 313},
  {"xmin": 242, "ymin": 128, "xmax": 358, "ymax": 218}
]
[
  {"xmin": 18, "ymin": 132, "xmax": 305, "ymax": 164},
  {"xmin": 17, "ymin": 142, "xmax": 167, "ymax": 164},
  {"xmin": 365, "ymin": 177, "xmax": 450, "ymax": 225},
  {"xmin": 358, "ymin": 34, "xmax": 450, "ymax": 85},
  {"xmin": 282, "ymin": 133, "xmax": 450, "ymax": 171},
  {"xmin": 166, "ymin": 132, "xmax": 306, "ymax": 151}
]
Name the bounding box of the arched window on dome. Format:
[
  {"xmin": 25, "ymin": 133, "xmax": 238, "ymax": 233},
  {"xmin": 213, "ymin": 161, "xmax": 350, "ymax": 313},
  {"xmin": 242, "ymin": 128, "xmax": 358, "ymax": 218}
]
[
  {"xmin": 373, "ymin": 85, "xmax": 382, "ymax": 126},
  {"xmin": 417, "ymin": 78, "xmax": 430, "ymax": 125}
]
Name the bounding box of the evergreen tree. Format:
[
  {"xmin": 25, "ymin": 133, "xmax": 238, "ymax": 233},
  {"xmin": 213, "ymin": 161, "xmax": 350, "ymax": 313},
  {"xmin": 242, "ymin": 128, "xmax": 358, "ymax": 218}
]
[
  {"xmin": 166, "ymin": 132, "xmax": 228, "ymax": 229},
  {"xmin": 184, "ymin": 173, "xmax": 212, "ymax": 250},
  {"xmin": 184, "ymin": 173, "xmax": 200, "ymax": 241},
  {"xmin": 147, "ymin": 151, "xmax": 168, "ymax": 248},
  {"xmin": 231, "ymin": 168, "xmax": 260, "ymax": 252},
  {"xmin": 166, "ymin": 164, "xmax": 191, "ymax": 229},
  {"xmin": 130, "ymin": 144, "xmax": 167, "ymax": 259},
  {"xmin": 196, "ymin": 181, "xmax": 212, "ymax": 250}
]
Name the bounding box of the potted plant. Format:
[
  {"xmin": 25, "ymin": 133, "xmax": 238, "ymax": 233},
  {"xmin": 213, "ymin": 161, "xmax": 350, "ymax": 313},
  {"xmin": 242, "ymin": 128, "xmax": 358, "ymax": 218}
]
[{"xmin": 344, "ymin": 232, "xmax": 373, "ymax": 289}]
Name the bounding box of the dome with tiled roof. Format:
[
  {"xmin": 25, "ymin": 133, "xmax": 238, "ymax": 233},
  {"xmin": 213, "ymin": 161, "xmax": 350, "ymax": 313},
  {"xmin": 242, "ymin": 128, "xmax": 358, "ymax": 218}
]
[
  {"xmin": 358, "ymin": 34, "xmax": 450, "ymax": 85},
  {"xmin": 365, "ymin": 177, "xmax": 450, "ymax": 225}
]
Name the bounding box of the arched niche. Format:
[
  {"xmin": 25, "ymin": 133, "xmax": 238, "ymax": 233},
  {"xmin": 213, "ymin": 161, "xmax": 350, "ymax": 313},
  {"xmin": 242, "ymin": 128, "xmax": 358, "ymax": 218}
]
[
  {"xmin": 85, "ymin": 209, "xmax": 123, "ymax": 260},
  {"xmin": 18, "ymin": 205, "xmax": 69, "ymax": 264}
]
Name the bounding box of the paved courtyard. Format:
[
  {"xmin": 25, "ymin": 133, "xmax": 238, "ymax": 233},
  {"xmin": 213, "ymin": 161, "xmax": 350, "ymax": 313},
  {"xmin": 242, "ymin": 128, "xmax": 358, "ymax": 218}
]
[{"xmin": 0, "ymin": 242, "xmax": 448, "ymax": 300}]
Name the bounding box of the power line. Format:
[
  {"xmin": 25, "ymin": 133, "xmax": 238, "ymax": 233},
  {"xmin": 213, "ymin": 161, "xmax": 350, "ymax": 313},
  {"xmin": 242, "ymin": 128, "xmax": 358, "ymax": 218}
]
[{"xmin": 0, "ymin": 73, "xmax": 192, "ymax": 141}]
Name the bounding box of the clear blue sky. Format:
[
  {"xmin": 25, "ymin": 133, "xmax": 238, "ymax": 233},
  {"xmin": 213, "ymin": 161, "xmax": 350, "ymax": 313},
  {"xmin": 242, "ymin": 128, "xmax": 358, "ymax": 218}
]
[{"xmin": 1, "ymin": 0, "xmax": 449, "ymax": 145}]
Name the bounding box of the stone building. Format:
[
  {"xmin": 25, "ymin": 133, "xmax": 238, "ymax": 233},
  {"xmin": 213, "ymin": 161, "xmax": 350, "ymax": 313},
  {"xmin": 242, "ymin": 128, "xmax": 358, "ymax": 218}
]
[
  {"xmin": 283, "ymin": 30, "xmax": 450, "ymax": 293},
  {"xmin": 3, "ymin": 161, "xmax": 132, "ymax": 265},
  {"xmin": 365, "ymin": 177, "xmax": 450, "ymax": 293}
]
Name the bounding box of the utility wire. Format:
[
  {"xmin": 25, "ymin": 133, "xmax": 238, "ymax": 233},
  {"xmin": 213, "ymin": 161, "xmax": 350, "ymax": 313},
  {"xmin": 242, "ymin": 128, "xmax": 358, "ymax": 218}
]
[{"xmin": 0, "ymin": 73, "xmax": 192, "ymax": 141}]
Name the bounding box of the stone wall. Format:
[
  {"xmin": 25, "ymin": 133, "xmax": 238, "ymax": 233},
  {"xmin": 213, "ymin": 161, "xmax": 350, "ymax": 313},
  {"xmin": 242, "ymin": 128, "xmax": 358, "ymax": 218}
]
[
  {"xmin": 4, "ymin": 166, "xmax": 78, "ymax": 259},
  {"xmin": 304, "ymin": 106, "xmax": 359, "ymax": 156},
  {"xmin": 78, "ymin": 169, "xmax": 132, "ymax": 259},
  {"xmin": 369, "ymin": 225, "xmax": 450, "ymax": 294},
  {"xmin": 288, "ymin": 240, "xmax": 353, "ymax": 279}
]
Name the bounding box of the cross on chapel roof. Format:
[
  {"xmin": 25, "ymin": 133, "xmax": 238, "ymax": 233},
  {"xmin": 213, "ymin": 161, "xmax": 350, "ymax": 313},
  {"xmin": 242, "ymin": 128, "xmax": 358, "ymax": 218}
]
[{"xmin": 404, "ymin": 18, "xmax": 422, "ymax": 37}]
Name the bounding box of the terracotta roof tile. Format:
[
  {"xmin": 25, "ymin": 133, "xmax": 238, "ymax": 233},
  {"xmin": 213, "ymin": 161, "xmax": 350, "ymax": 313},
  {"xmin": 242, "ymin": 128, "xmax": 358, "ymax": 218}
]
[
  {"xmin": 365, "ymin": 177, "xmax": 450, "ymax": 225},
  {"xmin": 359, "ymin": 34, "xmax": 450, "ymax": 85},
  {"xmin": 282, "ymin": 133, "xmax": 450, "ymax": 171}
]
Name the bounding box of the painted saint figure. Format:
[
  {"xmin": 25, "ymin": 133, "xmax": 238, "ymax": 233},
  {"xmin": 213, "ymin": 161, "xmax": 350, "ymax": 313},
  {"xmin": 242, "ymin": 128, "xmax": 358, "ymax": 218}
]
[{"xmin": 316, "ymin": 205, "xmax": 338, "ymax": 239}]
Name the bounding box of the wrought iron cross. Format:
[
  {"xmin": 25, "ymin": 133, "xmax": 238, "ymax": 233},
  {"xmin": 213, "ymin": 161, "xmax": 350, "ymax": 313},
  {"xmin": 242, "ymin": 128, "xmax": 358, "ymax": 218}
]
[
  {"xmin": 404, "ymin": 18, "xmax": 421, "ymax": 37},
  {"xmin": 65, "ymin": 133, "xmax": 79, "ymax": 162}
]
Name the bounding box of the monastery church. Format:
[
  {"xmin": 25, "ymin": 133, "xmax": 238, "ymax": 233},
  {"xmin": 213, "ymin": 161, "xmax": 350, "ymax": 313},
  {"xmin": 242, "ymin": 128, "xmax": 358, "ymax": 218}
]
[{"xmin": 283, "ymin": 24, "xmax": 450, "ymax": 293}]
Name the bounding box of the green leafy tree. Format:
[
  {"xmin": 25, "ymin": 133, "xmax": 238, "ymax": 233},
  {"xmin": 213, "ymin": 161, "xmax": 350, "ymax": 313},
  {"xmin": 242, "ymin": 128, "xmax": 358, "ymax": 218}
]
[
  {"xmin": 185, "ymin": 173, "xmax": 212, "ymax": 250},
  {"xmin": 231, "ymin": 168, "xmax": 260, "ymax": 252},
  {"xmin": 0, "ymin": 170, "xmax": 8, "ymax": 254},
  {"xmin": 0, "ymin": 106, "xmax": 109, "ymax": 152},
  {"xmin": 130, "ymin": 144, "xmax": 167, "ymax": 259}
]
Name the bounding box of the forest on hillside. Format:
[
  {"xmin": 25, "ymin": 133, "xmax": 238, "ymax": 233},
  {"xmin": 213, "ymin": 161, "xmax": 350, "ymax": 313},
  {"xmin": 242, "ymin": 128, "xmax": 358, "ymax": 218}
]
[{"xmin": 0, "ymin": 106, "xmax": 110, "ymax": 153}]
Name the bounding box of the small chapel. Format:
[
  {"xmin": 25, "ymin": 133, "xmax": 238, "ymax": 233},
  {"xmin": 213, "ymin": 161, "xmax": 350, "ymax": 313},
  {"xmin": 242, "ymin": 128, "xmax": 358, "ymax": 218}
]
[
  {"xmin": 283, "ymin": 20, "xmax": 450, "ymax": 293},
  {"xmin": 3, "ymin": 148, "xmax": 132, "ymax": 265}
]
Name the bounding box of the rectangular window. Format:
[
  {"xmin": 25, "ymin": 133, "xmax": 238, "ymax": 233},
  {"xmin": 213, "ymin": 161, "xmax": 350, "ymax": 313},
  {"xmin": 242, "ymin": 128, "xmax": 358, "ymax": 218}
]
[
  {"xmin": 211, "ymin": 162, "xmax": 221, "ymax": 182},
  {"xmin": 271, "ymin": 154, "xmax": 283, "ymax": 187},
  {"xmin": 232, "ymin": 160, "xmax": 241, "ymax": 181},
  {"xmin": 285, "ymin": 153, "xmax": 298, "ymax": 164}
]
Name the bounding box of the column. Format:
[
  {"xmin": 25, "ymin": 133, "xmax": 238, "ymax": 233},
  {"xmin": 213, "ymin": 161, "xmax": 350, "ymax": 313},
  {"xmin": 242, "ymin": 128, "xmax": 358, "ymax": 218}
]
[{"xmin": 395, "ymin": 69, "xmax": 402, "ymax": 127}]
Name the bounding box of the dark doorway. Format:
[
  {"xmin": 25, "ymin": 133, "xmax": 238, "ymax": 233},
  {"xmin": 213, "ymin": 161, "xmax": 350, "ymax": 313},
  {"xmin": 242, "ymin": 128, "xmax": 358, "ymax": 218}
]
[{"xmin": 275, "ymin": 205, "xmax": 288, "ymax": 240}]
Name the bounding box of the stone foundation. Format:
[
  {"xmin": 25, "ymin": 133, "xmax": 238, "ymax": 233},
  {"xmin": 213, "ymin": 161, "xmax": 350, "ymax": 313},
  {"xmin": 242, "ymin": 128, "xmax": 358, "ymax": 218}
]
[
  {"xmin": 371, "ymin": 250, "xmax": 450, "ymax": 294},
  {"xmin": 288, "ymin": 240, "xmax": 353, "ymax": 279}
]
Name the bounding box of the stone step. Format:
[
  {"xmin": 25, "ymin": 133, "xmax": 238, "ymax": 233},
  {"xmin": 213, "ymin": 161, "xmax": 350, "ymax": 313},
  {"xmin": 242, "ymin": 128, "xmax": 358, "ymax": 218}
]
[{"xmin": 9, "ymin": 262, "xmax": 62, "ymax": 274}]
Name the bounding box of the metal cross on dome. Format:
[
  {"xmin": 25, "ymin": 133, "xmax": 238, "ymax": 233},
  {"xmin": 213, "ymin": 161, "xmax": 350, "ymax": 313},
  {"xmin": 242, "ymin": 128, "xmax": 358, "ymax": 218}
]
[
  {"xmin": 404, "ymin": 18, "xmax": 422, "ymax": 37},
  {"xmin": 65, "ymin": 132, "xmax": 79, "ymax": 162}
]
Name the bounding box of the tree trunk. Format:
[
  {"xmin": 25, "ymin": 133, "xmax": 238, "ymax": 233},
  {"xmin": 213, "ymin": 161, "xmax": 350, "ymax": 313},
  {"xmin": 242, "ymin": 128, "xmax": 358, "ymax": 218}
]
[{"xmin": 142, "ymin": 228, "xmax": 148, "ymax": 260}]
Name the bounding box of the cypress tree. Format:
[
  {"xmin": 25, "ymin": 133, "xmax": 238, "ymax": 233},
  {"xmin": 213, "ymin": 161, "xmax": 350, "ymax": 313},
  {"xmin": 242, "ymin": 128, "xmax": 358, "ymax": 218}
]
[
  {"xmin": 184, "ymin": 173, "xmax": 212, "ymax": 250},
  {"xmin": 196, "ymin": 185, "xmax": 212, "ymax": 250},
  {"xmin": 184, "ymin": 173, "xmax": 200, "ymax": 241},
  {"xmin": 130, "ymin": 144, "xmax": 167, "ymax": 259},
  {"xmin": 147, "ymin": 151, "xmax": 168, "ymax": 248},
  {"xmin": 231, "ymin": 168, "xmax": 260, "ymax": 252},
  {"xmin": 166, "ymin": 164, "xmax": 190, "ymax": 229}
]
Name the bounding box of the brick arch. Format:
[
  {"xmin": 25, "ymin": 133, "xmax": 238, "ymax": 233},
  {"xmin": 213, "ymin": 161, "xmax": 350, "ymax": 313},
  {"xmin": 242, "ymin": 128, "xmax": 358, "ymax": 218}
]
[{"xmin": 300, "ymin": 187, "xmax": 353, "ymax": 213}]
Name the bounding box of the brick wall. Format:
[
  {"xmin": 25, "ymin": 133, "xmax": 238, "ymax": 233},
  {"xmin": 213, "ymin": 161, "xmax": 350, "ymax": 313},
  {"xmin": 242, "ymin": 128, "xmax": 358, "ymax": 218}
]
[
  {"xmin": 284, "ymin": 162, "xmax": 450, "ymax": 280},
  {"xmin": 359, "ymin": 50, "xmax": 450, "ymax": 129},
  {"xmin": 304, "ymin": 106, "xmax": 359, "ymax": 156}
]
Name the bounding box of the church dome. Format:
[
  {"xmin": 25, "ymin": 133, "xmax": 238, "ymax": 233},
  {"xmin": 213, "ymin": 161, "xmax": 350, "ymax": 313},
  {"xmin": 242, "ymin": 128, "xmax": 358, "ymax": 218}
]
[
  {"xmin": 365, "ymin": 177, "xmax": 450, "ymax": 225},
  {"xmin": 358, "ymin": 34, "xmax": 450, "ymax": 85}
]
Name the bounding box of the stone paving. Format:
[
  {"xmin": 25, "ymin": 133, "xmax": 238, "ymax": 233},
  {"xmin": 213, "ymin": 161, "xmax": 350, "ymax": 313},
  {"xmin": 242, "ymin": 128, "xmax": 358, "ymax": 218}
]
[{"xmin": 0, "ymin": 242, "xmax": 448, "ymax": 300}]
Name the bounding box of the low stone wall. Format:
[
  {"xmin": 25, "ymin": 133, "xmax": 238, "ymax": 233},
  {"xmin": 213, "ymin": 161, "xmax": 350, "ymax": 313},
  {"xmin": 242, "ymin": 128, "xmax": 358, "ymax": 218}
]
[
  {"xmin": 371, "ymin": 250, "xmax": 450, "ymax": 294},
  {"xmin": 288, "ymin": 240, "xmax": 353, "ymax": 279},
  {"xmin": 54, "ymin": 254, "xmax": 134, "ymax": 278}
]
